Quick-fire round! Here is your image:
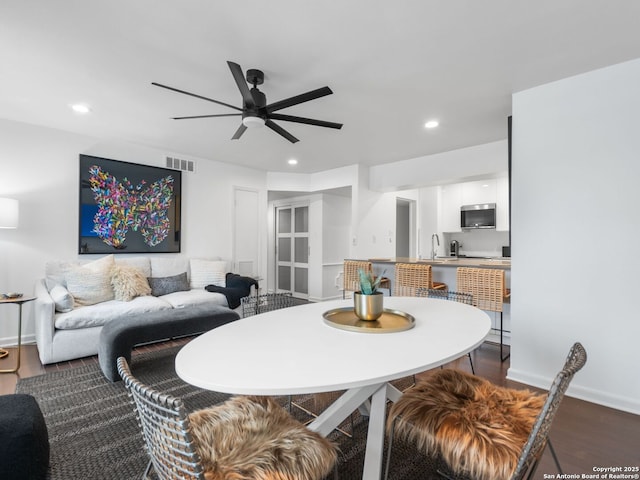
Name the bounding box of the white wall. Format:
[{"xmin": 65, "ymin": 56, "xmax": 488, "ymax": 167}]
[
  {"xmin": 0, "ymin": 119, "xmax": 267, "ymax": 346},
  {"xmin": 418, "ymin": 186, "xmax": 439, "ymax": 259},
  {"xmin": 322, "ymin": 194, "xmax": 350, "ymax": 300},
  {"xmin": 510, "ymin": 58, "xmax": 640, "ymax": 414},
  {"xmin": 369, "ymin": 140, "xmax": 508, "ymax": 191}
]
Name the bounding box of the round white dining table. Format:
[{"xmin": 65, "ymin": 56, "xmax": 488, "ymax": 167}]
[{"xmin": 176, "ymin": 296, "xmax": 490, "ymax": 479}]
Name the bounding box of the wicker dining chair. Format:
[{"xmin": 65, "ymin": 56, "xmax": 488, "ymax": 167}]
[
  {"xmin": 456, "ymin": 267, "xmax": 511, "ymax": 361},
  {"xmin": 343, "ymin": 260, "xmax": 391, "ymax": 298},
  {"xmin": 117, "ymin": 357, "xmax": 337, "ymax": 480},
  {"xmin": 241, "ymin": 292, "xmax": 354, "ymax": 437},
  {"xmin": 393, "ymin": 263, "xmax": 446, "ymax": 297},
  {"xmin": 417, "ymin": 288, "xmax": 476, "ymax": 374},
  {"xmin": 384, "ymin": 342, "xmax": 587, "ymax": 480}
]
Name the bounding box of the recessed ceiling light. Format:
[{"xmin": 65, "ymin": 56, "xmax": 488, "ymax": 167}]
[
  {"xmin": 288, "ymin": 159, "xmax": 298, "ymax": 165},
  {"xmin": 424, "ymin": 120, "xmax": 439, "ymax": 129},
  {"xmin": 71, "ymin": 104, "xmax": 91, "ymax": 114}
]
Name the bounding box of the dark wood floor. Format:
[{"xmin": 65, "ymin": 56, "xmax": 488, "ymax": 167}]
[{"xmin": 1, "ymin": 340, "xmax": 639, "ymax": 475}]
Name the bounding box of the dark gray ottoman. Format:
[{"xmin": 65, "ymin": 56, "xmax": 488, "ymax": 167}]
[
  {"xmin": 0, "ymin": 394, "xmax": 49, "ymax": 480},
  {"xmin": 98, "ymin": 304, "xmax": 240, "ymax": 381}
]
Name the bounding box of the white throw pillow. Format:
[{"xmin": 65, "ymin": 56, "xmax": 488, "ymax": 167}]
[
  {"xmin": 65, "ymin": 255, "xmax": 115, "ymax": 306},
  {"xmin": 49, "ymin": 284, "xmax": 74, "ymax": 313},
  {"xmin": 189, "ymin": 259, "xmax": 227, "ymax": 289}
]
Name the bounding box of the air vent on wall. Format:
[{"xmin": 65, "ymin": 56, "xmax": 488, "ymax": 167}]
[{"xmin": 165, "ymin": 156, "xmax": 196, "ymax": 173}]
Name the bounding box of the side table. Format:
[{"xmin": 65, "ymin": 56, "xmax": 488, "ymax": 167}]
[{"xmin": 0, "ymin": 296, "xmax": 36, "ymax": 374}]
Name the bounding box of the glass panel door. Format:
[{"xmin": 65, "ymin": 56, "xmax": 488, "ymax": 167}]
[
  {"xmin": 293, "ymin": 206, "xmax": 309, "ymax": 296},
  {"xmin": 276, "ymin": 207, "xmax": 292, "ymax": 292},
  {"xmin": 275, "ymin": 204, "xmax": 309, "ymax": 298}
]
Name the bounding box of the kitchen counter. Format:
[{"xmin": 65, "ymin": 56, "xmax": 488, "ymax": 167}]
[
  {"xmin": 354, "ymin": 257, "xmax": 511, "ymax": 269},
  {"xmin": 349, "ymin": 256, "xmax": 511, "ymax": 347}
]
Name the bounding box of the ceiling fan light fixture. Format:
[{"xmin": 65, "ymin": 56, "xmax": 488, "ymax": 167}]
[{"xmin": 242, "ymin": 116, "xmax": 265, "ymax": 128}]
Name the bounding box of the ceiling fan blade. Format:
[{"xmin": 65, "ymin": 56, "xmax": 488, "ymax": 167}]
[
  {"xmin": 268, "ymin": 113, "xmax": 342, "ymax": 130},
  {"xmin": 172, "ymin": 113, "xmax": 242, "ymax": 120},
  {"xmin": 266, "ymin": 120, "xmax": 299, "ymax": 143},
  {"xmin": 152, "ymin": 82, "xmax": 242, "ymax": 111},
  {"xmin": 227, "ymin": 61, "xmax": 255, "ymax": 109},
  {"xmin": 266, "ymin": 86, "xmax": 333, "ymax": 113},
  {"xmin": 232, "ymin": 124, "xmax": 247, "ymax": 140}
]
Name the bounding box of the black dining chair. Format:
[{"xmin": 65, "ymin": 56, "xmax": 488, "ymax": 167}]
[{"xmin": 417, "ymin": 287, "xmax": 476, "ymax": 374}]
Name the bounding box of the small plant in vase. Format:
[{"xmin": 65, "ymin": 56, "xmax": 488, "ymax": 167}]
[
  {"xmin": 357, "ymin": 268, "xmax": 384, "ymax": 295},
  {"xmin": 354, "ymin": 268, "xmax": 386, "ymax": 320}
]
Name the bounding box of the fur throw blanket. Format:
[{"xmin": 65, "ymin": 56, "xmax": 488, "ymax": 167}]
[
  {"xmin": 387, "ymin": 369, "xmax": 545, "ymax": 480},
  {"xmin": 188, "ymin": 395, "xmax": 336, "ymax": 480}
]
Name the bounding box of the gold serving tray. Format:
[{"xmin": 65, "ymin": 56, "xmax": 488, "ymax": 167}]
[{"xmin": 323, "ymin": 307, "xmax": 415, "ymax": 333}]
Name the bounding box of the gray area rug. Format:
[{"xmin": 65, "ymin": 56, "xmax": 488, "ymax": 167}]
[{"xmin": 16, "ymin": 346, "xmax": 440, "ymax": 479}]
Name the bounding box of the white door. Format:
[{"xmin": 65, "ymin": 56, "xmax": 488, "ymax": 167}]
[
  {"xmin": 275, "ymin": 204, "xmax": 309, "ymax": 298},
  {"xmin": 233, "ymin": 188, "xmax": 259, "ymax": 276}
]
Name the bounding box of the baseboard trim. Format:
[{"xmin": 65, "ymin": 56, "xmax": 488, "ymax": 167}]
[
  {"xmin": 0, "ymin": 333, "xmax": 36, "ymax": 348},
  {"xmin": 507, "ymin": 368, "xmax": 640, "ymax": 415}
]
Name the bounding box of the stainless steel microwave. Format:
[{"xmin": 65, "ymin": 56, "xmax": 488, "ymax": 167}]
[{"xmin": 461, "ymin": 203, "xmax": 496, "ymax": 230}]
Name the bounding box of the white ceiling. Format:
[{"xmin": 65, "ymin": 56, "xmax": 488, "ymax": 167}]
[{"xmin": 2, "ymin": 1, "xmax": 640, "ymax": 174}]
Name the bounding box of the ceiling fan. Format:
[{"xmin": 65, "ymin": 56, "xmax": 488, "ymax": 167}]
[{"xmin": 152, "ymin": 61, "xmax": 343, "ymax": 143}]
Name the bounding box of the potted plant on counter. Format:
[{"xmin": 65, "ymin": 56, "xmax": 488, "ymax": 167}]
[{"xmin": 354, "ymin": 268, "xmax": 386, "ymax": 320}]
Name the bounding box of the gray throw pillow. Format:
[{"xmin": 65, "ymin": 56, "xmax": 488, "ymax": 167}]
[{"xmin": 147, "ymin": 272, "xmax": 190, "ymax": 297}]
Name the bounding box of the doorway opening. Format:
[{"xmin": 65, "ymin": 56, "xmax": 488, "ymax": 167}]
[{"xmin": 396, "ymin": 198, "xmax": 416, "ymax": 258}]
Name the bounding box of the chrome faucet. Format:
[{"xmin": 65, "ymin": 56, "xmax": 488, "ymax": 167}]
[{"xmin": 431, "ymin": 233, "xmax": 440, "ymax": 260}]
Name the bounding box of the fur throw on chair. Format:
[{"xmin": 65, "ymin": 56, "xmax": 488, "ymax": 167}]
[
  {"xmin": 387, "ymin": 369, "xmax": 545, "ymax": 480},
  {"xmin": 188, "ymin": 395, "xmax": 337, "ymax": 480}
]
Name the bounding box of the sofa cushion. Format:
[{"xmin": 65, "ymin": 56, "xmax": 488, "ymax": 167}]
[
  {"xmin": 65, "ymin": 255, "xmax": 116, "ymax": 306},
  {"xmin": 148, "ymin": 272, "xmax": 190, "ymax": 297},
  {"xmin": 190, "ymin": 259, "xmax": 227, "ymax": 289},
  {"xmin": 159, "ymin": 289, "xmax": 228, "ymax": 309},
  {"xmin": 45, "ymin": 261, "xmax": 74, "ymax": 287},
  {"xmin": 111, "ymin": 264, "xmax": 152, "ymax": 301},
  {"xmin": 54, "ymin": 295, "xmax": 171, "ymax": 330},
  {"xmin": 150, "ymin": 257, "xmax": 189, "ymax": 278},
  {"xmin": 115, "ymin": 257, "xmax": 151, "ymax": 278}
]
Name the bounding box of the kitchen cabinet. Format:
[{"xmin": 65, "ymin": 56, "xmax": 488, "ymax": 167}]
[
  {"xmin": 438, "ymin": 183, "xmax": 462, "ymax": 232},
  {"xmin": 438, "ymin": 176, "xmax": 509, "ymax": 233},
  {"xmin": 461, "ymin": 179, "xmax": 497, "ymax": 205}
]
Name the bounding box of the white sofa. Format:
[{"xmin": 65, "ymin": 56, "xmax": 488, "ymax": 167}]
[{"xmin": 34, "ymin": 255, "xmax": 240, "ymax": 364}]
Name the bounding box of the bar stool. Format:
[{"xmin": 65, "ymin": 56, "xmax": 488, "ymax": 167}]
[
  {"xmin": 456, "ymin": 267, "xmax": 511, "ymax": 361},
  {"xmin": 417, "ymin": 288, "xmax": 476, "ymax": 374},
  {"xmin": 393, "ymin": 263, "xmax": 446, "ymax": 297},
  {"xmin": 342, "ymin": 260, "xmax": 391, "ymax": 298}
]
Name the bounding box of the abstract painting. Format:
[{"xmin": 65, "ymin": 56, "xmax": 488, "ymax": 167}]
[{"xmin": 79, "ymin": 155, "xmax": 181, "ymax": 254}]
